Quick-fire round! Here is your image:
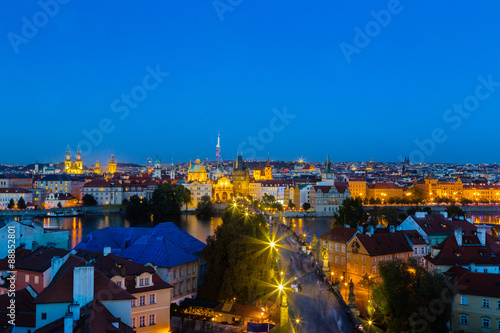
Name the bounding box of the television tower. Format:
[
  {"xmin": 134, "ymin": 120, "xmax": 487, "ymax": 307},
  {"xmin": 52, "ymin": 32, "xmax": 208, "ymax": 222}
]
[{"xmin": 216, "ymin": 131, "xmax": 221, "ymax": 162}]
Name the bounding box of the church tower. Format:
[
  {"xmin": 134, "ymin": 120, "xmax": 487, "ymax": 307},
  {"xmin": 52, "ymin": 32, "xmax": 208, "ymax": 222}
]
[
  {"xmin": 108, "ymin": 155, "xmax": 117, "ymax": 174},
  {"xmin": 94, "ymin": 161, "xmax": 101, "ymax": 174},
  {"xmin": 153, "ymin": 156, "xmax": 162, "ymax": 179},
  {"xmin": 75, "ymin": 148, "xmax": 83, "ymax": 172},
  {"xmin": 233, "ymin": 154, "xmax": 250, "ymax": 197},
  {"xmin": 170, "ymin": 159, "xmax": 176, "ymax": 180},
  {"xmin": 322, "ymin": 153, "xmax": 335, "ymax": 185},
  {"xmin": 264, "ymin": 153, "xmax": 273, "ymax": 180},
  {"xmin": 64, "ymin": 148, "xmax": 72, "ymax": 172}
]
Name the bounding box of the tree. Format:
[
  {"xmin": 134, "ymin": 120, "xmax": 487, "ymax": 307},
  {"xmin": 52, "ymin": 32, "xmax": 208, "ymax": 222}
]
[
  {"xmin": 445, "ymin": 204, "xmax": 465, "ymax": 218},
  {"xmin": 407, "ymin": 186, "xmax": 426, "ymax": 204},
  {"xmin": 125, "ymin": 195, "xmax": 150, "ymax": 219},
  {"xmin": 196, "ymin": 194, "xmax": 214, "ymax": 218},
  {"xmin": 7, "ymin": 198, "xmax": 15, "ymax": 209},
  {"xmin": 57, "ymin": 202, "xmax": 62, "ymax": 208},
  {"xmin": 201, "ymin": 208, "xmax": 272, "ymax": 304},
  {"xmin": 288, "ymin": 200, "xmax": 295, "ymax": 209},
  {"xmin": 302, "ymin": 202, "xmax": 311, "ymax": 212},
  {"xmin": 149, "ymin": 184, "xmax": 182, "ymax": 221},
  {"xmin": 369, "ymin": 207, "xmax": 399, "ymax": 227},
  {"xmin": 332, "ymin": 197, "xmax": 368, "ymax": 228},
  {"xmin": 174, "ymin": 185, "xmax": 191, "ymax": 211},
  {"xmin": 82, "ymin": 194, "xmax": 97, "ymax": 206},
  {"xmin": 17, "ymin": 197, "xmax": 26, "ymax": 209},
  {"xmin": 372, "ymin": 259, "xmax": 453, "ymax": 332}
]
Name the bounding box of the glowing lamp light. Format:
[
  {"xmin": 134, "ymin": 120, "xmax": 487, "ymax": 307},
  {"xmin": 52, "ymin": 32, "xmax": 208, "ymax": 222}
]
[
  {"xmin": 278, "ymin": 284, "xmax": 284, "ymax": 291},
  {"xmin": 270, "ymin": 241, "xmax": 275, "ymax": 248}
]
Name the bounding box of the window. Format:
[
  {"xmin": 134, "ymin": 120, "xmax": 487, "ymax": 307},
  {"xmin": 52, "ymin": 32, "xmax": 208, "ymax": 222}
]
[
  {"xmin": 41, "ymin": 313, "xmax": 47, "ymax": 320},
  {"xmin": 25, "ymin": 275, "xmax": 29, "ymax": 283},
  {"xmin": 149, "ymin": 314, "xmax": 156, "ymax": 325},
  {"xmin": 362, "ymin": 266, "xmax": 366, "ymax": 274},
  {"xmin": 131, "ymin": 318, "xmax": 136, "ymax": 328},
  {"xmin": 459, "ymin": 314, "xmax": 468, "ymax": 325},
  {"xmin": 342, "ymin": 245, "xmax": 346, "ymax": 253},
  {"xmin": 497, "ymin": 300, "xmax": 500, "ymax": 310},
  {"xmin": 139, "ymin": 316, "xmax": 146, "ymax": 327},
  {"xmin": 149, "ymin": 294, "xmax": 156, "ymax": 304},
  {"xmin": 145, "ymin": 277, "xmax": 150, "ymax": 286},
  {"xmin": 329, "ymin": 243, "xmax": 333, "ymax": 250},
  {"xmin": 180, "ymin": 266, "xmax": 183, "ymax": 277},
  {"xmin": 460, "ymin": 296, "xmax": 468, "ymax": 305},
  {"xmin": 347, "ymin": 253, "xmax": 351, "ymax": 259},
  {"xmin": 498, "ymin": 320, "xmax": 500, "ymax": 330},
  {"xmin": 483, "ymin": 298, "xmax": 490, "ymax": 308},
  {"xmin": 131, "ymin": 299, "xmax": 136, "ymax": 307},
  {"xmin": 482, "ymin": 318, "xmax": 490, "ymax": 328},
  {"xmin": 34, "ymin": 276, "xmax": 39, "ymax": 284},
  {"xmin": 335, "ymin": 256, "xmax": 339, "ymax": 264},
  {"xmin": 342, "ymin": 257, "xmax": 345, "ymax": 266},
  {"xmin": 372, "ymin": 266, "xmax": 376, "ymax": 275},
  {"xmin": 335, "ymin": 244, "xmax": 340, "ymax": 251},
  {"xmin": 192, "ymin": 263, "xmax": 196, "ymax": 274},
  {"xmin": 173, "ymin": 269, "xmax": 177, "ymax": 279},
  {"xmin": 372, "ymin": 257, "xmax": 376, "ymax": 263},
  {"xmin": 139, "ymin": 295, "xmax": 146, "ymax": 306},
  {"xmin": 116, "ymin": 281, "xmax": 122, "ymax": 288}
]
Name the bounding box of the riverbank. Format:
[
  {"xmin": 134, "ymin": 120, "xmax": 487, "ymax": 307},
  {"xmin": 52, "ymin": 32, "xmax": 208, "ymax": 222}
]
[{"xmin": 0, "ymin": 206, "xmax": 122, "ymax": 218}]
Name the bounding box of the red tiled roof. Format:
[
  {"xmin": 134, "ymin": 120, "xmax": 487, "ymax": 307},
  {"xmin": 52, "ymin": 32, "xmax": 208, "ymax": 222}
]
[
  {"xmin": 0, "ymin": 288, "xmax": 36, "ymax": 328},
  {"xmin": 411, "ymin": 214, "xmax": 477, "ymax": 236},
  {"xmin": 446, "ymin": 265, "xmax": 500, "ymax": 298},
  {"xmin": 367, "ymin": 182, "xmax": 402, "ymax": 189},
  {"xmin": 0, "ymin": 248, "xmax": 32, "ymax": 270},
  {"xmin": 402, "ymin": 230, "xmax": 427, "ymax": 246},
  {"xmin": 319, "ymin": 227, "xmax": 359, "ymax": 244},
  {"xmin": 15, "ymin": 247, "xmax": 70, "ymax": 272},
  {"xmin": 34, "ymin": 255, "xmax": 134, "ymax": 304},
  {"xmin": 356, "ymin": 232, "xmax": 413, "ymax": 256},
  {"xmin": 35, "ymin": 300, "xmax": 135, "ymax": 333},
  {"xmin": 425, "ymin": 234, "xmax": 500, "ymax": 267},
  {"xmin": 0, "ymin": 188, "xmax": 32, "ymax": 194}
]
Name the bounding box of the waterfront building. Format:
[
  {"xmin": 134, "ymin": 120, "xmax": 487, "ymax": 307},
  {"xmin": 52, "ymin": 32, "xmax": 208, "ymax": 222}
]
[
  {"xmin": 0, "ymin": 188, "xmax": 34, "ymax": 209},
  {"xmin": 309, "ymin": 183, "xmax": 350, "ymax": 216},
  {"xmin": 213, "ymin": 177, "xmax": 234, "ymax": 202},
  {"xmin": 37, "ymin": 174, "xmax": 85, "ymax": 200},
  {"xmin": 44, "ymin": 192, "xmax": 78, "ymax": 209},
  {"xmin": 184, "ymin": 181, "xmax": 212, "ymax": 210},
  {"xmin": 187, "ymin": 158, "xmax": 208, "ymax": 182}
]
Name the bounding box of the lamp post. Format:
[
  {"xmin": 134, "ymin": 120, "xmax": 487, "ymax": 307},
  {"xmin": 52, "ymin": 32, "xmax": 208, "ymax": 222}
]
[
  {"xmin": 368, "ymin": 320, "xmax": 373, "ymax": 333},
  {"xmin": 330, "ymin": 272, "xmax": 334, "ymax": 285}
]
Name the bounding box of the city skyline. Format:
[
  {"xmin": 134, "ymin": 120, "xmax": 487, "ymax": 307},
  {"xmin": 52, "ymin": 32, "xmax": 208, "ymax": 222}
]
[{"xmin": 2, "ymin": 1, "xmax": 500, "ymax": 164}]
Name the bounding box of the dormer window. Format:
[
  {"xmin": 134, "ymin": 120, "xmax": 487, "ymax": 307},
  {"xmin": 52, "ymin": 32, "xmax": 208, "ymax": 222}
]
[{"xmin": 139, "ymin": 278, "xmax": 144, "ymax": 286}]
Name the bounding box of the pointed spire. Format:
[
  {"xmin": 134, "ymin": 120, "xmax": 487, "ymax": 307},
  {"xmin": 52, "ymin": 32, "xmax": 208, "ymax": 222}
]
[{"xmin": 266, "ymin": 153, "xmax": 271, "ymax": 167}]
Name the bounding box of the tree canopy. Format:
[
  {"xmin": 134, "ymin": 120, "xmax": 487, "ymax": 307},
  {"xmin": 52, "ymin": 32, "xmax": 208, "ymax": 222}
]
[
  {"xmin": 7, "ymin": 198, "xmax": 15, "ymax": 209},
  {"xmin": 372, "ymin": 259, "xmax": 453, "ymax": 332},
  {"xmin": 445, "ymin": 204, "xmax": 465, "ymax": 218},
  {"xmin": 82, "ymin": 194, "xmax": 97, "ymax": 206},
  {"xmin": 333, "ymin": 197, "xmax": 368, "ymax": 227},
  {"xmin": 196, "ymin": 194, "xmax": 214, "ymax": 218},
  {"xmin": 201, "ymin": 207, "xmax": 272, "ymax": 304},
  {"xmin": 17, "ymin": 197, "xmax": 26, "ymax": 209}
]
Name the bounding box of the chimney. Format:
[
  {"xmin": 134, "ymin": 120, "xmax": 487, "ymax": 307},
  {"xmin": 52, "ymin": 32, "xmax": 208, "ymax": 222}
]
[
  {"xmin": 415, "ymin": 212, "xmax": 427, "ymax": 218},
  {"xmin": 477, "ymin": 227, "xmax": 486, "ymax": 246},
  {"xmin": 357, "ymin": 226, "xmax": 363, "ymax": 234},
  {"xmin": 73, "ymin": 266, "xmax": 94, "ymax": 309},
  {"xmin": 344, "ymin": 224, "xmax": 349, "ymax": 228},
  {"xmin": 454, "ymin": 227, "xmax": 462, "ymax": 247},
  {"xmin": 366, "ymin": 225, "xmax": 374, "ymax": 237},
  {"xmin": 103, "ymin": 247, "xmax": 111, "ymax": 256},
  {"xmin": 64, "ymin": 312, "xmax": 74, "ymax": 333},
  {"xmin": 68, "ymin": 304, "xmax": 80, "ymax": 321},
  {"xmin": 440, "ymin": 211, "xmax": 448, "ymax": 219},
  {"xmin": 51, "ymin": 257, "xmax": 64, "ymax": 281},
  {"xmin": 389, "ymin": 225, "xmax": 395, "ymax": 233}
]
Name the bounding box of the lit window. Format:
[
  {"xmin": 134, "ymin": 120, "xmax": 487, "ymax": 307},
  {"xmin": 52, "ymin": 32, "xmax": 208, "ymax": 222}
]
[
  {"xmin": 483, "ymin": 299, "xmax": 490, "ymax": 308},
  {"xmin": 459, "ymin": 314, "xmax": 468, "ymax": 325},
  {"xmin": 459, "ymin": 296, "xmax": 467, "ymax": 305},
  {"xmin": 34, "ymin": 276, "xmax": 39, "ymax": 284},
  {"xmin": 25, "ymin": 275, "xmax": 29, "ymax": 283}
]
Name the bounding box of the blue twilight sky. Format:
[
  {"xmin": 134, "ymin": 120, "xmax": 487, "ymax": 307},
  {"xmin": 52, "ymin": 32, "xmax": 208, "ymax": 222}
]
[{"xmin": 1, "ymin": 0, "xmax": 500, "ymax": 165}]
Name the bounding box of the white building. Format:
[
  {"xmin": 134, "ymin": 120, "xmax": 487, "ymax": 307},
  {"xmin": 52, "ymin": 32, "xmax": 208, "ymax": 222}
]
[
  {"xmin": 82, "ymin": 179, "xmax": 158, "ymax": 206},
  {"xmin": 0, "ymin": 188, "xmax": 34, "ymax": 209},
  {"xmin": 183, "ymin": 181, "xmax": 212, "ymax": 210}
]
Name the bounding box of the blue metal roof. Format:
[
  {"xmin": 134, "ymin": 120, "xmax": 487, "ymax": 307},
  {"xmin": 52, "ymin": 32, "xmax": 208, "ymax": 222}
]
[{"xmin": 74, "ymin": 222, "xmax": 205, "ymax": 268}]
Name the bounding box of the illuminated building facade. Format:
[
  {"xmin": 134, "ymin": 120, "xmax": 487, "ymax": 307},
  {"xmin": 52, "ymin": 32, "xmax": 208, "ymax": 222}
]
[
  {"xmin": 94, "ymin": 161, "xmax": 101, "ymax": 174},
  {"xmin": 232, "ymin": 155, "xmax": 249, "ymax": 198},
  {"xmin": 253, "ymin": 155, "xmax": 273, "ymax": 180},
  {"xmin": 64, "ymin": 148, "xmax": 83, "ymax": 174},
  {"xmin": 213, "ymin": 177, "xmax": 233, "ymax": 202},
  {"xmin": 187, "ymin": 158, "xmax": 208, "ymax": 182},
  {"xmin": 108, "ymin": 155, "xmax": 117, "ymax": 174}
]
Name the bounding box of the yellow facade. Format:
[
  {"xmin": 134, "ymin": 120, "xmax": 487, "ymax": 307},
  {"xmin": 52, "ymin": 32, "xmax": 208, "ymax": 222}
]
[
  {"xmin": 451, "ymin": 293, "xmax": 500, "ymax": 332},
  {"xmin": 348, "ymin": 180, "xmax": 367, "ymax": 199},
  {"xmin": 64, "ymin": 149, "xmax": 83, "ymax": 174},
  {"xmin": 425, "ymin": 178, "xmax": 463, "ymax": 201},
  {"xmin": 108, "ymin": 155, "xmax": 117, "ymax": 174},
  {"xmin": 131, "ymin": 288, "xmax": 172, "ymax": 332},
  {"xmin": 366, "ymin": 183, "xmax": 404, "ymax": 201},
  {"xmin": 213, "ymin": 177, "xmax": 233, "ymax": 202},
  {"xmin": 187, "ymin": 159, "xmax": 208, "ymax": 182},
  {"xmin": 94, "ymin": 161, "xmax": 101, "ymax": 174}
]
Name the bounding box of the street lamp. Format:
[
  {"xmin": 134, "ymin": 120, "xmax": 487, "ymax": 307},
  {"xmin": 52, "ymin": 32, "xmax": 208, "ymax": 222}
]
[
  {"xmin": 368, "ymin": 320, "xmax": 373, "ymax": 333},
  {"xmin": 330, "ymin": 272, "xmax": 334, "ymax": 284}
]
